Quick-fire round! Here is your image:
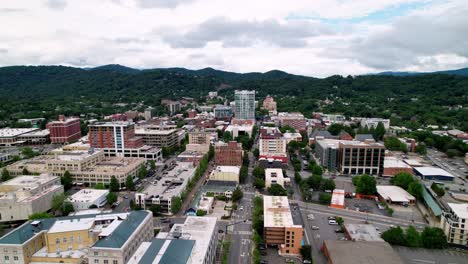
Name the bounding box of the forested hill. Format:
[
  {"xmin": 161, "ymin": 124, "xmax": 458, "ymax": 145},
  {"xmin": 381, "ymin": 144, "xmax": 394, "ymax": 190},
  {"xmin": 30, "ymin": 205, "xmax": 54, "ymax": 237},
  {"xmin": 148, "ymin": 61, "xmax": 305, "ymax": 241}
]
[{"xmin": 0, "ymin": 65, "xmax": 467, "ymax": 130}]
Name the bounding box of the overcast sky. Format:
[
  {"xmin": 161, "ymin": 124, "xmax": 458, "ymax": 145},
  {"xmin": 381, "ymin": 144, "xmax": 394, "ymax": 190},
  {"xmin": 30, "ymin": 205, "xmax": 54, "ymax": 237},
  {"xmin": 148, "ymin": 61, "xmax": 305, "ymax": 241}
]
[{"xmin": 0, "ymin": 0, "xmax": 467, "ymax": 77}]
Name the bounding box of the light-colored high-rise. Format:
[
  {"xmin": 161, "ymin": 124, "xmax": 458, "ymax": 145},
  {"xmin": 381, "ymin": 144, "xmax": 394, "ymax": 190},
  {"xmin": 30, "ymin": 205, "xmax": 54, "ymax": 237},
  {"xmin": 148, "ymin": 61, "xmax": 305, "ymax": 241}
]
[{"xmin": 234, "ymin": 90, "xmax": 255, "ymax": 120}]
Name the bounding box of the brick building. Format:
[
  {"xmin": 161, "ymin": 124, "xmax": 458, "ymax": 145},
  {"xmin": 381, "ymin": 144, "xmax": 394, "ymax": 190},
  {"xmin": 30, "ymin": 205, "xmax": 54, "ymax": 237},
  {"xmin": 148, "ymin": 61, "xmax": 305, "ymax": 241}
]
[
  {"xmin": 214, "ymin": 141, "xmax": 243, "ymax": 166},
  {"xmin": 46, "ymin": 115, "xmax": 81, "ymax": 144}
]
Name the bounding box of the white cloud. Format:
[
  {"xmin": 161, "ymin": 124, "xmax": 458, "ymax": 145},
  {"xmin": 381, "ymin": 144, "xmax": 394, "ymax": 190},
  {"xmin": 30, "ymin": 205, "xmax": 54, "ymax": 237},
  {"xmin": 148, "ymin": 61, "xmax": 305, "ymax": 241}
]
[{"xmin": 0, "ymin": 0, "xmax": 466, "ymax": 77}]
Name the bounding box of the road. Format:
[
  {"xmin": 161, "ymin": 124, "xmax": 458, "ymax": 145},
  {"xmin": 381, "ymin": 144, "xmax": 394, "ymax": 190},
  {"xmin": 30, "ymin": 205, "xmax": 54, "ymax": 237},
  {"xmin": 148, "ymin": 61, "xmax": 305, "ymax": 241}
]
[{"xmin": 426, "ymin": 149, "xmax": 467, "ymax": 185}]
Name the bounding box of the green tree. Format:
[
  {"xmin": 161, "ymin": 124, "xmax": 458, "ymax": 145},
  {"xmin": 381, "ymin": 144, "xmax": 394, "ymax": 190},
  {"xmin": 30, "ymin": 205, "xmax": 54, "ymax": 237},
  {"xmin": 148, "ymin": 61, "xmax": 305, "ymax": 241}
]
[
  {"xmin": 312, "ymin": 165, "xmax": 323, "ymax": 176},
  {"xmin": 61, "ymin": 170, "xmax": 73, "ymax": 191},
  {"xmin": 381, "ymin": 226, "xmax": 407, "ymax": 246},
  {"xmin": 373, "ymin": 122, "xmax": 386, "ymax": 140},
  {"xmin": 268, "ymin": 184, "xmax": 288, "ymax": 196},
  {"xmin": 335, "ymin": 216, "xmax": 344, "ymax": 226},
  {"xmin": 223, "ymin": 131, "xmax": 232, "ymax": 142},
  {"xmin": 306, "ymin": 174, "xmax": 322, "ymax": 190},
  {"xmin": 232, "ymin": 187, "xmax": 244, "ymax": 202},
  {"xmin": 322, "ymin": 178, "xmax": 336, "ymax": 191},
  {"xmin": 253, "ymin": 178, "xmax": 265, "ymax": 189},
  {"xmin": 327, "ymin": 123, "xmax": 344, "ymax": 136},
  {"xmin": 61, "ymin": 201, "xmax": 75, "ymax": 216},
  {"xmin": 171, "ymin": 196, "xmax": 182, "ymax": 214},
  {"xmin": 240, "ymin": 166, "xmax": 248, "ymax": 183},
  {"xmin": 149, "ymin": 204, "xmax": 162, "ymax": 216},
  {"xmin": 196, "ymin": 209, "xmax": 207, "ymax": 216},
  {"xmin": 126, "ymin": 175, "xmax": 135, "ymax": 191},
  {"xmin": 319, "ymin": 193, "xmax": 332, "ymax": 204},
  {"xmin": 253, "ymin": 148, "xmax": 259, "ymax": 158},
  {"xmin": 294, "ymin": 172, "xmax": 302, "ymax": 184},
  {"xmin": 300, "ymin": 245, "xmax": 312, "ymax": 261},
  {"xmin": 208, "ymin": 144, "xmax": 215, "ymax": 160},
  {"xmin": 29, "ymin": 212, "xmax": 53, "ymax": 220},
  {"xmin": 415, "ymin": 143, "xmax": 427, "ymax": 155},
  {"xmin": 106, "ymin": 192, "xmax": 117, "ymax": 205},
  {"xmin": 355, "ymin": 174, "xmax": 377, "ymax": 195},
  {"xmin": 52, "ymin": 193, "xmax": 67, "ymax": 213},
  {"xmin": 22, "ymin": 167, "xmax": 30, "ymax": 175},
  {"xmin": 431, "ymin": 183, "xmax": 445, "ymax": 197},
  {"xmin": 21, "ymin": 147, "xmax": 38, "ymax": 159},
  {"xmin": 384, "ymin": 137, "xmax": 407, "ymax": 152},
  {"xmin": 1, "ymin": 168, "xmax": 12, "ymax": 182},
  {"xmin": 109, "ymin": 176, "xmax": 120, "ymax": 192},
  {"xmin": 407, "ymin": 182, "xmax": 423, "ymax": 199},
  {"xmin": 421, "ymin": 227, "xmax": 448, "ymax": 249},
  {"xmin": 253, "ymin": 166, "xmax": 265, "ymax": 179},
  {"xmin": 390, "ymin": 172, "xmax": 415, "ymax": 190},
  {"xmin": 138, "ymin": 165, "xmax": 147, "ymax": 180},
  {"xmin": 149, "ymin": 160, "xmax": 156, "ymax": 170},
  {"xmin": 405, "ymin": 226, "xmax": 422, "ymax": 248},
  {"xmin": 95, "ymin": 183, "xmax": 106, "ymax": 189}
]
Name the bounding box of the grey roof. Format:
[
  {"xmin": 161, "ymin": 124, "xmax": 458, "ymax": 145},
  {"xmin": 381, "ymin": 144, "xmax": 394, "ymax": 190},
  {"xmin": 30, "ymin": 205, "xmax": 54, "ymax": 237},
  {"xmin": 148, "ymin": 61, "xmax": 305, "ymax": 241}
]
[
  {"xmin": 93, "ymin": 210, "xmax": 150, "ymax": 248},
  {"xmin": 310, "ymin": 130, "xmax": 333, "ymax": 138},
  {"xmin": 323, "ymin": 240, "xmax": 404, "ymax": 264},
  {"xmin": 355, "ymin": 134, "xmax": 375, "ymax": 142},
  {"xmin": 138, "ymin": 238, "xmax": 195, "ymax": 264},
  {"xmin": 421, "ymin": 184, "xmax": 443, "ymax": 216}
]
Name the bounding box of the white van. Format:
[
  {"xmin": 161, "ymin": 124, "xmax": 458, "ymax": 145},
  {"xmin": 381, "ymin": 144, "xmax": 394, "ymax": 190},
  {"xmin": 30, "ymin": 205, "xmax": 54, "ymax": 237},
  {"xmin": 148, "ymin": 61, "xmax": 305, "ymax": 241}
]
[{"xmin": 328, "ymin": 219, "xmax": 338, "ymax": 225}]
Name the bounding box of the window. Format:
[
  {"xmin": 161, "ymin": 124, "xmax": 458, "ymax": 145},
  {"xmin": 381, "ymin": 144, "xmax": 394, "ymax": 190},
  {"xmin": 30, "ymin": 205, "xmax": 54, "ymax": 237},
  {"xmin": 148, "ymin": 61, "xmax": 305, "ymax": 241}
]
[
  {"xmin": 70, "ymin": 236, "xmax": 74, "ymax": 243},
  {"xmin": 56, "ymin": 238, "xmax": 60, "ymax": 244},
  {"xmin": 13, "ymin": 256, "xmax": 18, "ymax": 261},
  {"xmin": 94, "ymin": 252, "xmax": 99, "ymax": 256},
  {"xmin": 63, "ymin": 237, "xmax": 67, "ymax": 243},
  {"xmin": 113, "ymin": 260, "xmax": 118, "ymax": 264},
  {"xmin": 5, "ymin": 256, "xmax": 10, "ymax": 260},
  {"xmin": 94, "ymin": 260, "xmax": 99, "ymax": 264},
  {"xmin": 104, "ymin": 260, "xmax": 108, "ymax": 264}
]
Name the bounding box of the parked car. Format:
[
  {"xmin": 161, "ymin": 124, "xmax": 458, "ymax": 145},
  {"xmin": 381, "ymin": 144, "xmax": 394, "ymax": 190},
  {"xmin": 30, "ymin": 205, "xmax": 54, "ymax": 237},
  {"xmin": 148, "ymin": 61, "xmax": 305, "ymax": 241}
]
[
  {"xmin": 327, "ymin": 216, "xmax": 336, "ymax": 220},
  {"xmin": 328, "ymin": 220, "xmax": 338, "ymax": 225},
  {"xmin": 260, "ymin": 260, "xmax": 268, "ymax": 264},
  {"xmin": 307, "ymin": 214, "xmax": 315, "ymax": 220},
  {"xmin": 260, "ymin": 250, "xmax": 267, "ymax": 256},
  {"xmin": 311, "ymin": 226, "xmax": 319, "ymax": 230},
  {"xmin": 335, "ymin": 228, "xmax": 344, "ymax": 233}
]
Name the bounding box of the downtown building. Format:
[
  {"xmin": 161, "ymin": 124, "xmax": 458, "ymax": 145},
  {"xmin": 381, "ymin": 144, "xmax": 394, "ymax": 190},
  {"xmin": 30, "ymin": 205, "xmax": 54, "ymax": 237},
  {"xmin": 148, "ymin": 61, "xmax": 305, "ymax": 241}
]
[
  {"xmin": 135, "ymin": 124, "xmax": 180, "ymax": 148},
  {"xmin": 259, "ymin": 127, "xmax": 288, "ymax": 163},
  {"xmin": 440, "ymin": 203, "xmax": 468, "ymax": 247},
  {"xmin": 0, "ymin": 211, "xmax": 153, "ymax": 264},
  {"xmin": 46, "ymin": 115, "xmax": 81, "ymax": 144},
  {"xmin": 214, "ymin": 141, "xmax": 243, "ymax": 166},
  {"xmin": 262, "ymin": 95, "xmax": 277, "ymax": 115},
  {"xmin": 88, "ymin": 121, "xmax": 162, "ymax": 160},
  {"xmin": 272, "ymin": 112, "xmax": 307, "ymax": 132},
  {"xmin": 234, "ymin": 90, "xmax": 255, "ymax": 120}
]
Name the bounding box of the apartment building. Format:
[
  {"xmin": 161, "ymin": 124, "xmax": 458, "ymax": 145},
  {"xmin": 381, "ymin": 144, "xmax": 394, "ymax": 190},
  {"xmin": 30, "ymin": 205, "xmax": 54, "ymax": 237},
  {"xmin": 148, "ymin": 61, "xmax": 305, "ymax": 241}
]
[
  {"xmin": 0, "ymin": 128, "xmax": 50, "ymax": 146},
  {"xmin": 263, "ymin": 196, "xmax": 303, "ymax": 255},
  {"xmin": 272, "ymin": 112, "xmax": 307, "ymax": 131},
  {"xmin": 129, "ymin": 216, "xmax": 218, "ymax": 264},
  {"xmin": 135, "ymin": 124, "xmax": 180, "ymax": 148},
  {"xmin": 46, "ymin": 115, "xmax": 81, "ymax": 144},
  {"xmin": 265, "ymin": 168, "xmax": 290, "ymax": 188},
  {"xmin": 214, "ymin": 141, "xmax": 243, "ymax": 166},
  {"xmin": 440, "ymin": 203, "xmax": 468, "ymax": 247},
  {"xmin": 88, "ymin": 121, "xmax": 162, "ymax": 160},
  {"xmin": 259, "ymin": 127, "xmax": 288, "ymax": 163},
  {"xmin": 135, "ymin": 162, "xmax": 196, "ymax": 214},
  {"xmin": 6, "ymin": 149, "xmax": 145, "ymax": 187},
  {"xmin": 0, "ymin": 211, "xmax": 153, "ymax": 264},
  {"xmin": 0, "ymin": 174, "xmax": 64, "ymax": 222},
  {"xmin": 188, "ymin": 128, "xmax": 214, "ymax": 145},
  {"xmin": 234, "ymin": 90, "xmax": 255, "ymax": 120}
]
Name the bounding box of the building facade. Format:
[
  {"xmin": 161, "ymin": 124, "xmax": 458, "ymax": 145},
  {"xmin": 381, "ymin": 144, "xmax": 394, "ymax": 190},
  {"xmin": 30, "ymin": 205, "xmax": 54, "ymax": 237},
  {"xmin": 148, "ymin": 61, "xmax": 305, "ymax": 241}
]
[
  {"xmin": 259, "ymin": 127, "xmax": 288, "ymax": 163},
  {"xmin": 214, "ymin": 141, "xmax": 243, "ymax": 166},
  {"xmin": 69, "ymin": 189, "xmax": 110, "ymax": 210},
  {"xmin": 265, "ymin": 168, "xmax": 290, "ymax": 188},
  {"xmin": 440, "ymin": 203, "xmax": 468, "ymax": 247},
  {"xmin": 234, "ymin": 90, "xmax": 255, "ymax": 120},
  {"xmin": 214, "ymin": 105, "xmax": 233, "ymax": 120},
  {"xmin": 209, "ymin": 166, "xmax": 240, "ymax": 183},
  {"xmin": 262, "ymin": 95, "xmax": 277, "ymax": 115},
  {"xmin": 47, "ymin": 115, "xmax": 81, "ymax": 144},
  {"xmin": 135, "ymin": 125, "xmax": 180, "ymax": 148},
  {"xmin": 337, "ymin": 141, "xmax": 385, "ymax": 175}
]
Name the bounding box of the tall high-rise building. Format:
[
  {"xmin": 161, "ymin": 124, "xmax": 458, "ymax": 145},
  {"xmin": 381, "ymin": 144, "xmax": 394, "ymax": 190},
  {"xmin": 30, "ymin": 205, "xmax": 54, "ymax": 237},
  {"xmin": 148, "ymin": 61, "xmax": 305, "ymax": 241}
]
[
  {"xmin": 46, "ymin": 115, "xmax": 81, "ymax": 144},
  {"xmin": 234, "ymin": 90, "xmax": 255, "ymax": 120}
]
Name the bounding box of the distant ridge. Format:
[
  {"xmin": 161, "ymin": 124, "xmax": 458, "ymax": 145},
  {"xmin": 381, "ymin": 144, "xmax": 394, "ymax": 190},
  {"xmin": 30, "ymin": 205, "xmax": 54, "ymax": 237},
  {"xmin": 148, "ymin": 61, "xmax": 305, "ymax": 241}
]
[
  {"xmin": 374, "ymin": 67, "xmax": 468, "ymax": 77},
  {"xmin": 89, "ymin": 64, "xmax": 141, "ymax": 74}
]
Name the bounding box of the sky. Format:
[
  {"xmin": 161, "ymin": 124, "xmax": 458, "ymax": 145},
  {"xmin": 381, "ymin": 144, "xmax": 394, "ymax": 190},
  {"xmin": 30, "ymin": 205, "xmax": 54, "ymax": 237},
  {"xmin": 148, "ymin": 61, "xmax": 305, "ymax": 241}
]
[{"xmin": 0, "ymin": 0, "xmax": 467, "ymax": 77}]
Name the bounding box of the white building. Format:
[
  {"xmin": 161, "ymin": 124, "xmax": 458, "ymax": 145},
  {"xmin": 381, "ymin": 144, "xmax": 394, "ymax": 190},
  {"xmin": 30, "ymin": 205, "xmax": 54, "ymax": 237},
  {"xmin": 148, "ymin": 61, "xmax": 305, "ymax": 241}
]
[
  {"xmin": 0, "ymin": 174, "xmax": 64, "ymax": 222},
  {"xmin": 441, "ymin": 203, "xmax": 468, "ymax": 247},
  {"xmin": 197, "ymin": 196, "xmax": 215, "ymax": 213},
  {"xmin": 209, "ymin": 166, "xmax": 240, "ymax": 183},
  {"xmin": 129, "ymin": 216, "xmax": 218, "ymax": 264},
  {"xmin": 265, "ymin": 168, "xmax": 290, "ymax": 188},
  {"xmin": 69, "ymin": 189, "xmax": 109, "ymax": 210},
  {"xmin": 360, "ymin": 118, "xmax": 390, "ymax": 130},
  {"xmin": 376, "ymin": 185, "xmax": 416, "ymax": 205}
]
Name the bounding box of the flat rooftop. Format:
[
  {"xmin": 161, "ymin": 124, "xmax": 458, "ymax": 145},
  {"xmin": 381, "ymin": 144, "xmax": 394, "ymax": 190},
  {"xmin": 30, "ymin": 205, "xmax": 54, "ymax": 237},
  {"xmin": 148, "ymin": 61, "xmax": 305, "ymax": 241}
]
[
  {"xmin": 69, "ymin": 189, "xmax": 109, "ymax": 203},
  {"xmin": 48, "ymin": 149, "xmax": 103, "ymax": 161},
  {"xmin": 212, "ymin": 166, "xmax": 240, "ymax": 174},
  {"xmin": 264, "ymin": 195, "xmax": 297, "ymax": 228},
  {"xmin": 447, "ymin": 203, "xmax": 468, "ymax": 219},
  {"xmin": 0, "ymin": 174, "xmax": 57, "ymax": 188},
  {"xmin": 129, "ymin": 238, "xmax": 195, "ymax": 264},
  {"xmin": 414, "ymin": 167, "xmax": 454, "ymax": 177},
  {"xmin": 323, "ymin": 240, "xmax": 404, "ymax": 264},
  {"xmin": 384, "ymin": 157, "xmax": 411, "ymax": 168},
  {"xmin": 0, "ymin": 128, "xmax": 38, "ymax": 138},
  {"xmin": 344, "ymin": 224, "xmax": 384, "ymax": 242},
  {"xmin": 377, "ymin": 185, "xmax": 415, "ymax": 203},
  {"xmin": 317, "ymin": 139, "xmax": 359, "ymax": 149}
]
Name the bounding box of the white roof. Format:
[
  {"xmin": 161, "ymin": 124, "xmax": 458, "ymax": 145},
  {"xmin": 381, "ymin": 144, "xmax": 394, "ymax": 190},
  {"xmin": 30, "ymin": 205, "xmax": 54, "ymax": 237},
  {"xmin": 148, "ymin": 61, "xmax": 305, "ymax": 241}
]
[
  {"xmin": 414, "ymin": 167, "xmax": 454, "ymax": 177},
  {"xmin": 447, "ymin": 203, "xmax": 468, "ymax": 219},
  {"xmin": 214, "ymin": 166, "xmax": 240, "ymax": 174},
  {"xmin": 0, "ymin": 128, "xmax": 38, "ymax": 138},
  {"xmin": 69, "ymin": 189, "xmax": 109, "ymax": 203},
  {"xmin": 331, "ymin": 189, "xmax": 345, "ymax": 207},
  {"xmin": 384, "ymin": 157, "xmax": 411, "ymax": 168},
  {"xmin": 377, "ymin": 185, "xmax": 415, "ymax": 203},
  {"xmin": 48, "ymin": 217, "xmax": 95, "ymax": 233},
  {"xmin": 404, "ymin": 159, "xmax": 423, "ymax": 166},
  {"xmin": 263, "ymin": 195, "xmax": 296, "ymax": 228}
]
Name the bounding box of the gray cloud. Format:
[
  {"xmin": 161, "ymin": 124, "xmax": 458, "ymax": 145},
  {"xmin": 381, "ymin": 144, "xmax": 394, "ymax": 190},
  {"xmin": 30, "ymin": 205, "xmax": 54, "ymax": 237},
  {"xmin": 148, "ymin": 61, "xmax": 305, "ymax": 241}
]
[
  {"xmin": 113, "ymin": 37, "xmax": 150, "ymax": 44},
  {"xmin": 348, "ymin": 5, "xmax": 468, "ymax": 69},
  {"xmin": 135, "ymin": 0, "xmax": 194, "ymax": 8},
  {"xmin": 45, "ymin": 0, "xmax": 67, "ymax": 10},
  {"xmin": 0, "ymin": 48, "xmax": 8, "ymax": 54},
  {"xmin": 0, "ymin": 8, "xmax": 27, "ymax": 13},
  {"xmin": 161, "ymin": 17, "xmax": 332, "ymax": 48}
]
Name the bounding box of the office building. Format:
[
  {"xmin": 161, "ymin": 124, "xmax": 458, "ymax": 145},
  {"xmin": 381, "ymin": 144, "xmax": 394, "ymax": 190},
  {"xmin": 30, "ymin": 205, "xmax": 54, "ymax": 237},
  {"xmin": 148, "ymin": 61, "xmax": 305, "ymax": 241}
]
[
  {"xmin": 234, "ymin": 90, "xmax": 255, "ymax": 120},
  {"xmin": 166, "ymin": 101, "xmax": 181, "ymax": 115},
  {"xmin": 383, "ymin": 157, "xmax": 413, "ymax": 177},
  {"xmin": 0, "ymin": 174, "xmax": 64, "ymax": 222},
  {"xmin": 214, "ymin": 141, "xmax": 243, "ymax": 166},
  {"xmin": 188, "ymin": 128, "xmax": 215, "ymax": 145},
  {"xmin": 88, "ymin": 121, "xmax": 162, "ymax": 160},
  {"xmin": 0, "ymin": 128, "xmax": 50, "ymax": 146},
  {"xmin": 272, "ymin": 112, "xmax": 307, "ymax": 131},
  {"xmin": 263, "ymin": 196, "xmax": 303, "ymax": 255},
  {"xmin": 262, "ymin": 95, "xmax": 277, "ymax": 115},
  {"xmin": 7, "ymin": 148, "xmax": 145, "ymax": 187},
  {"xmin": 135, "ymin": 162, "xmax": 196, "ymax": 214},
  {"xmin": 337, "ymin": 140, "xmax": 385, "ymax": 175},
  {"xmin": 440, "ymin": 203, "xmax": 468, "ymax": 247},
  {"xmin": 360, "ymin": 118, "xmax": 390, "ymax": 130},
  {"xmin": 214, "ymin": 105, "xmax": 233, "ymax": 120},
  {"xmin": 144, "ymin": 107, "xmax": 154, "ymax": 121},
  {"xmin": 46, "ymin": 115, "xmax": 81, "ymax": 144},
  {"xmin": 135, "ymin": 124, "xmax": 180, "ymax": 148},
  {"xmin": 225, "ymin": 123, "xmax": 254, "ymax": 138},
  {"xmin": 0, "ymin": 211, "xmax": 153, "ymax": 264},
  {"xmin": 259, "ymin": 127, "xmax": 288, "ymax": 163},
  {"xmin": 209, "ymin": 166, "xmax": 240, "ymax": 183},
  {"xmin": 69, "ymin": 189, "xmax": 110, "ymax": 210},
  {"xmin": 129, "ymin": 216, "xmax": 218, "ymax": 264},
  {"xmin": 265, "ymin": 168, "xmax": 290, "ymax": 188}
]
